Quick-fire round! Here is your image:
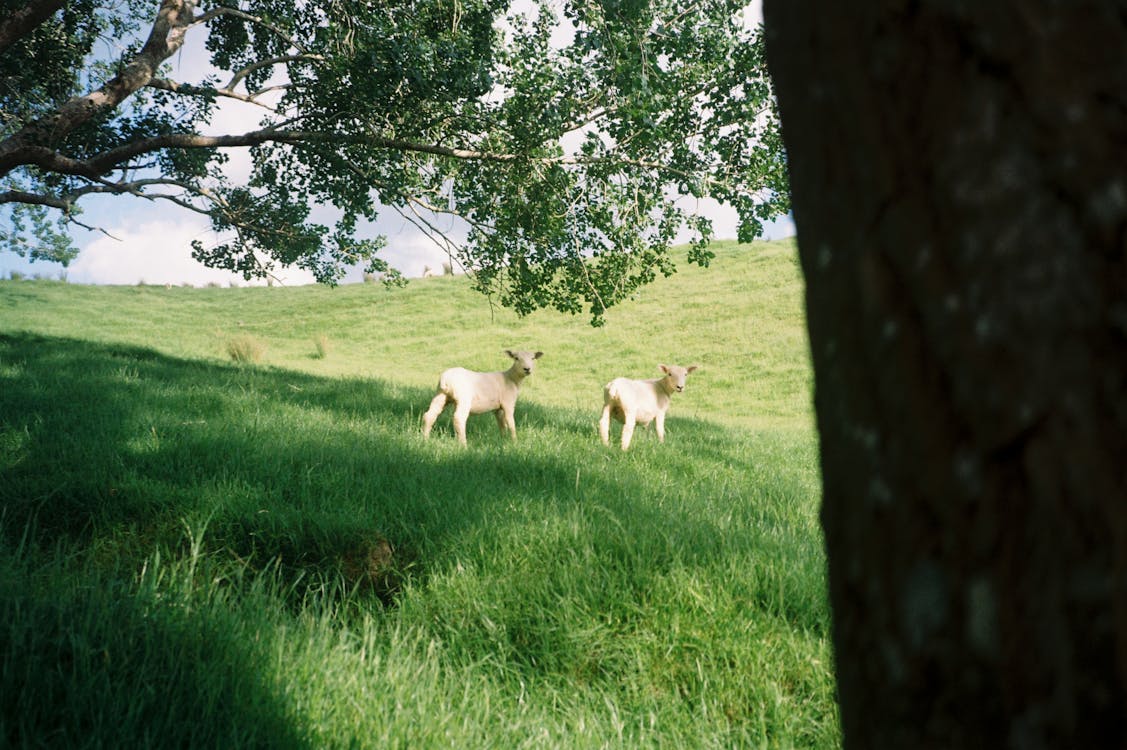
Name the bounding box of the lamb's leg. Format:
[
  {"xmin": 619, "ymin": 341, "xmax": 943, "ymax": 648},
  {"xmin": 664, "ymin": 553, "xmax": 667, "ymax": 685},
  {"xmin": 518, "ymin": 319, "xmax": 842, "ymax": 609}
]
[
  {"xmin": 452, "ymin": 402, "xmax": 472, "ymax": 446},
  {"xmin": 620, "ymin": 410, "xmax": 637, "ymax": 451},
  {"xmin": 422, "ymin": 392, "xmax": 447, "ymax": 438},
  {"xmin": 499, "ymin": 408, "xmax": 517, "ymax": 441},
  {"xmin": 655, "ymin": 412, "xmax": 666, "ymax": 443},
  {"xmin": 598, "ymin": 404, "xmax": 612, "ymax": 446}
]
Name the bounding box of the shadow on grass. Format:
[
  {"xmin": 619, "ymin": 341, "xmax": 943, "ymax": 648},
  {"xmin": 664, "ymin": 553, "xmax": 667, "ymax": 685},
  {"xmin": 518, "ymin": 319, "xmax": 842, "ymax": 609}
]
[
  {"xmin": 0, "ymin": 332, "xmax": 814, "ymax": 742},
  {"xmin": 0, "ymin": 333, "xmax": 739, "ymax": 567},
  {"xmin": 0, "ymin": 548, "xmax": 307, "ymax": 748}
]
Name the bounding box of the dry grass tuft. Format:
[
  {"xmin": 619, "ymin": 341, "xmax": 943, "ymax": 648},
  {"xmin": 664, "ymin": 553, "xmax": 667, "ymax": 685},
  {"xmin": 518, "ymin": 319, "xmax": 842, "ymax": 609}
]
[
  {"xmin": 312, "ymin": 334, "xmax": 333, "ymax": 359},
  {"xmin": 225, "ymin": 334, "xmax": 266, "ymax": 364}
]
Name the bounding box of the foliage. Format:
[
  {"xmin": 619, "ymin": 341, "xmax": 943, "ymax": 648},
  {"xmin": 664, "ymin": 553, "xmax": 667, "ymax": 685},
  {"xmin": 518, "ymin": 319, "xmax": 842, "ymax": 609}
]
[{"xmin": 0, "ymin": 0, "xmax": 787, "ymax": 322}]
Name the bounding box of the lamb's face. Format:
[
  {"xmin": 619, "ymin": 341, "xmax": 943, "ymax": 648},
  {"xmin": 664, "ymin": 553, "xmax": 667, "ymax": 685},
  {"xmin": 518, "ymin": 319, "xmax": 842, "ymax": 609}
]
[
  {"xmin": 659, "ymin": 364, "xmax": 698, "ymax": 393},
  {"xmin": 506, "ymin": 349, "xmax": 544, "ymax": 376}
]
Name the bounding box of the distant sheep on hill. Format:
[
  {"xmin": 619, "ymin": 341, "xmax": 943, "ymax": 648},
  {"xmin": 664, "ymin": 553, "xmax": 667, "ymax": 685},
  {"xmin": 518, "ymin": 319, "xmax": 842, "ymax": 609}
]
[
  {"xmin": 598, "ymin": 364, "xmax": 699, "ymax": 450},
  {"xmin": 422, "ymin": 349, "xmax": 544, "ymax": 446}
]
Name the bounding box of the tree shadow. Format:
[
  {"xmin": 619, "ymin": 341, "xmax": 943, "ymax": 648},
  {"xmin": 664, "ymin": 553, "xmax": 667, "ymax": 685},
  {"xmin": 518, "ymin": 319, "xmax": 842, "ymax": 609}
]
[
  {"xmin": 0, "ymin": 332, "xmax": 819, "ymax": 740},
  {"xmin": 0, "ymin": 331, "xmax": 795, "ymax": 580},
  {"xmin": 1, "ymin": 552, "xmax": 308, "ymax": 748}
]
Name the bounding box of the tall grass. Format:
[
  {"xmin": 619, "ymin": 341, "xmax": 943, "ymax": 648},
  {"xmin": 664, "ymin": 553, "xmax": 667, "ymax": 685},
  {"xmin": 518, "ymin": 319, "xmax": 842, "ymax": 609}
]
[
  {"xmin": 0, "ymin": 240, "xmax": 837, "ymax": 747},
  {"xmin": 312, "ymin": 334, "xmax": 333, "ymax": 360},
  {"xmin": 225, "ymin": 333, "xmax": 267, "ymax": 363}
]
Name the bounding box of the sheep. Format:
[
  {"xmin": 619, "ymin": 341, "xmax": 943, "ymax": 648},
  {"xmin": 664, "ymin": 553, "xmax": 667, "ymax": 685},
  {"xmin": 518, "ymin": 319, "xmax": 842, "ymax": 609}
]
[
  {"xmin": 422, "ymin": 349, "xmax": 544, "ymax": 445},
  {"xmin": 422, "ymin": 265, "xmax": 436, "ymax": 278},
  {"xmin": 598, "ymin": 364, "xmax": 699, "ymax": 450}
]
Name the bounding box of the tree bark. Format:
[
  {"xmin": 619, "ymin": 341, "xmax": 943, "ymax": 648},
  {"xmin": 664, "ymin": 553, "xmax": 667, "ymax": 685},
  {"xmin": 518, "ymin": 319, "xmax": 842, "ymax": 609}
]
[{"xmin": 763, "ymin": 2, "xmax": 1127, "ymax": 747}]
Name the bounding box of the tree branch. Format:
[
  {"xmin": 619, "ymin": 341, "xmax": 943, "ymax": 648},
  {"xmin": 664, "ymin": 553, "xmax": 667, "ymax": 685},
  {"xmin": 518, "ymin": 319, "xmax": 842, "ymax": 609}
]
[
  {"xmin": 225, "ymin": 54, "xmax": 324, "ymax": 92},
  {"xmin": 4, "ymin": 121, "xmax": 753, "ymax": 212},
  {"xmin": 0, "ymin": 189, "xmax": 71, "ymax": 210},
  {"xmin": 61, "ymin": 129, "xmax": 530, "ymax": 177},
  {"xmin": 147, "ymin": 77, "xmax": 284, "ymax": 110},
  {"xmin": 0, "ymin": 0, "xmax": 196, "ymax": 178},
  {"xmin": 2, "ymin": 145, "xmax": 98, "ymax": 177},
  {"xmin": 16, "ymin": 124, "xmax": 732, "ymax": 183}
]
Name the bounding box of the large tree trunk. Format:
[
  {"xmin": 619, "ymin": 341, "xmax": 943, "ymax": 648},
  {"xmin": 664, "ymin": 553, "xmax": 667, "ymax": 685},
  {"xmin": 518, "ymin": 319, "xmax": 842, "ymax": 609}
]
[{"xmin": 763, "ymin": 2, "xmax": 1127, "ymax": 747}]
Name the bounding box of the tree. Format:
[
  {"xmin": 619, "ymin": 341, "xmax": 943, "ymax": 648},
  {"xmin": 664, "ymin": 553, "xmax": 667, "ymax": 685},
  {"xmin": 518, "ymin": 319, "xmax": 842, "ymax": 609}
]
[
  {"xmin": 764, "ymin": 1, "xmax": 1127, "ymax": 747},
  {"xmin": 0, "ymin": 0, "xmax": 787, "ymax": 322}
]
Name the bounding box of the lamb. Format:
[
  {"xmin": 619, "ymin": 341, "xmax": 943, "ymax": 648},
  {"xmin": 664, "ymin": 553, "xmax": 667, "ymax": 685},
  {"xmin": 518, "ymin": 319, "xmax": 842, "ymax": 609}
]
[
  {"xmin": 598, "ymin": 364, "xmax": 699, "ymax": 450},
  {"xmin": 422, "ymin": 349, "xmax": 544, "ymax": 445}
]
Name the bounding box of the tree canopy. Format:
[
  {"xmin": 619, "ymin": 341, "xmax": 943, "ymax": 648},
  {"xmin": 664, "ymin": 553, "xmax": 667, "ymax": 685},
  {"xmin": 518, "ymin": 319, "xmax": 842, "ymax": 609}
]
[{"xmin": 0, "ymin": 0, "xmax": 786, "ymax": 322}]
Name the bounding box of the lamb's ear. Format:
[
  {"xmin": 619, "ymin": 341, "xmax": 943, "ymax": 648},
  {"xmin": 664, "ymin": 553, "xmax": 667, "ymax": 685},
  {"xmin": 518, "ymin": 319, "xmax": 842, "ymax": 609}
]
[
  {"xmin": 658, "ymin": 364, "xmax": 670, "ymax": 374},
  {"xmin": 505, "ymin": 349, "xmax": 516, "ymax": 359},
  {"xmin": 534, "ymin": 351, "xmax": 544, "ymax": 359},
  {"xmin": 687, "ymin": 365, "xmax": 699, "ymax": 373}
]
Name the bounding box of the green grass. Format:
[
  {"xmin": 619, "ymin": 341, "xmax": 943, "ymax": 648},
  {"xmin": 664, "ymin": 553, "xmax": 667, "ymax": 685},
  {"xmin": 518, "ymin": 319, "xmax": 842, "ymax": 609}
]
[{"xmin": 0, "ymin": 239, "xmax": 838, "ymax": 748}]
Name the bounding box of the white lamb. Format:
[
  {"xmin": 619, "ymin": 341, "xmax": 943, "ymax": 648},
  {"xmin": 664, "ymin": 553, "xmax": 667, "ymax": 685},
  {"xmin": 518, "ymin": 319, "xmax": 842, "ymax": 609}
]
[
  {"xmin": 422, "ymin": 349, "xmax": 544, "ymax": 445},
  {"xmin": 598, "ymin": 364, "xmax": 699, "ymax": 450}
]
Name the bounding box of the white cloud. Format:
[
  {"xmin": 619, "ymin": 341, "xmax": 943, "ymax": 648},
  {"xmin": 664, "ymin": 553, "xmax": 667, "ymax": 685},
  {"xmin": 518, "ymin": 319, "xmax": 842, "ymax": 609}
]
[
  {"xmin": 747, "ymin": 0, "xmax": 764, "ymax": 25},
  {"xmin": 381, "ymin": 230, "xmax": 464, "ymax": 279},
  {"xmin": 67, "ymin": 217, "xmax": 317, "ymax": 287},
  {"xmin": 762, "ymin": 212, "xmax": 796, "ymax": 240},
  {"xmin": 166, "ymin": 30, "xmax": 281, "ymax": 184}
]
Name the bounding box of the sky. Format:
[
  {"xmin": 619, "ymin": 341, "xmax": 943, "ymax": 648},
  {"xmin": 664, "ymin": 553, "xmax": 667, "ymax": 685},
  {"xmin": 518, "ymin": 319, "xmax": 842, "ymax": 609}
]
[{"xmin": 0, "ymin": 0, "xmax": 792, "ymax": 287}]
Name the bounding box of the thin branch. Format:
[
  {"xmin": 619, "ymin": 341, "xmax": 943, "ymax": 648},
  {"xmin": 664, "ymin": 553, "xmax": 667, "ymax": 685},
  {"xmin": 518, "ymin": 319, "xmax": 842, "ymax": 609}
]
[
  {"xmin": 147, "ymin": 78, "xmax": 285, "ymax": 111},
  {"xmin": 0, "ymin": 175, "xmax": 206, "ymax": 208},
  {"xmin": 226, "ymin": 54, "xmax": 324, "ymax": 91},
  {"xmin": 246, "ymin": 83, "xmax": 291, "ymax": 99},
  {"xmin": 406, "ymin": 193, "xmax": 494, "ymax": 238},
  {"xmin": 64, "ymin": 175, "xmax": 209, "ymax": 202},
  {"xmin": 0, "ymin": 188, "xmax": 119, "ymax": 240},
  {"xmin": 560, "ymin": 104, "xmax": 613, "ymax": 136},
  {"xmin": 67, "ymin": 216, "xmax": 121, "ymax": 240},
  {"xmin": 397, "ymin": 198, "xmax": 475, "ymax": 278}
]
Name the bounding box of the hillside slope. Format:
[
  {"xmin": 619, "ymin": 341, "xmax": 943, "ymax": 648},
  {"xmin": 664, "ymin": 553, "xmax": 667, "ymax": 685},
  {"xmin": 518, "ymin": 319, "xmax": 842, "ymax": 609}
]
[{"xmin": 0, "ymin": 239, "xmax": 811, "ymax": 429}]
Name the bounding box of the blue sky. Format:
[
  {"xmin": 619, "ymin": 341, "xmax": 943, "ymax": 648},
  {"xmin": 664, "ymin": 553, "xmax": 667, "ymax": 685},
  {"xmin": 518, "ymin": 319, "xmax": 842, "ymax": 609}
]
[{"xmin": 1, "ymin": 0, "xmax": 791, "ymax": 286}]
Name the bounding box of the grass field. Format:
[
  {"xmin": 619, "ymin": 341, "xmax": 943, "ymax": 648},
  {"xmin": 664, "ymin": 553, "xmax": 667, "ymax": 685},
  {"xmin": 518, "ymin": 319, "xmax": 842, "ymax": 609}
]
[{"xmin": 0, "ymin": 239, "xmax": 839, "ymax": 748}]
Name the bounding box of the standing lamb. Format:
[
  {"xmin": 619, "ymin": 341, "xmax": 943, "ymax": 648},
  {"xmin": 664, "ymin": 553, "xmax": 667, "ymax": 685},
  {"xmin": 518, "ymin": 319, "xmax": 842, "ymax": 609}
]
[
  {"xmin": 422, "ymin": 349, "xmax": 544, "ymax": 445},
  {"xmin": 598, "ymin": 364, "xmax": 699, "ymax": 450}
]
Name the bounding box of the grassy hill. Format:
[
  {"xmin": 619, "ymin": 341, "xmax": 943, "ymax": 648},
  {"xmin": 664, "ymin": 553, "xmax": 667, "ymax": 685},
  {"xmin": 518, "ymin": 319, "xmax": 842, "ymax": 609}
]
[
  {"xmin": 0, "ymin": 239, "xmax": 839, "ymax": 748},
  {"xmin": 0, "ymin": 239, "xmax": 813, "ymax": 429}
]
